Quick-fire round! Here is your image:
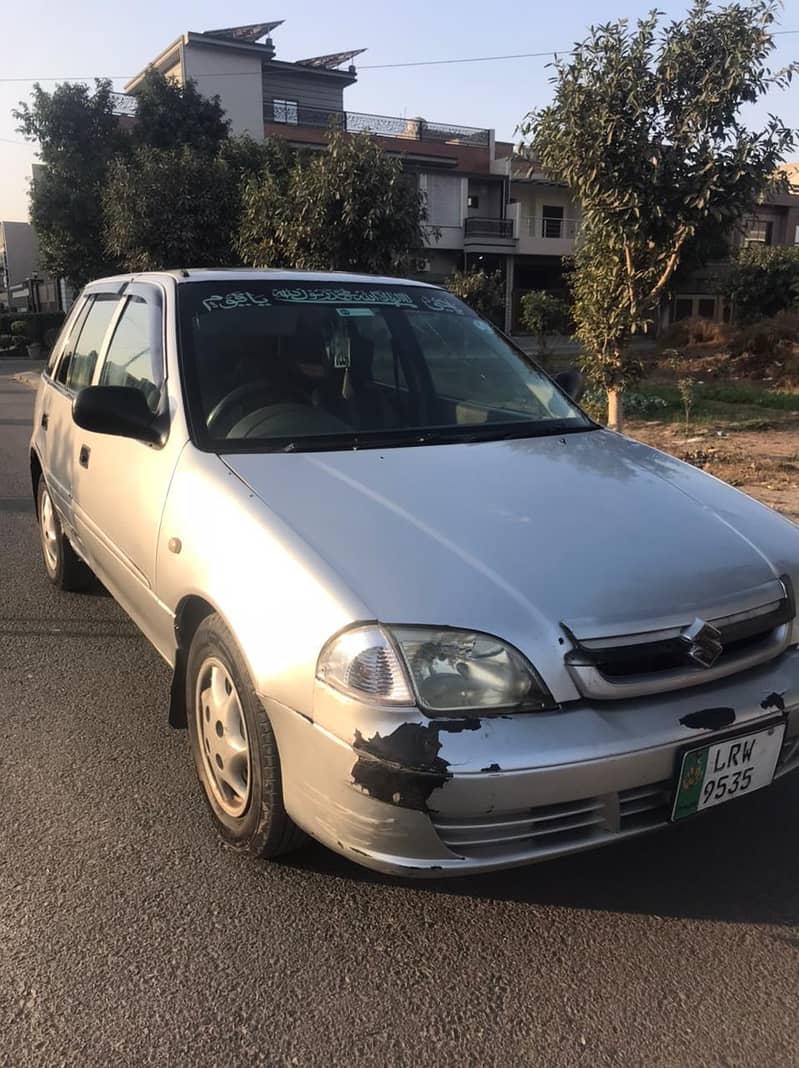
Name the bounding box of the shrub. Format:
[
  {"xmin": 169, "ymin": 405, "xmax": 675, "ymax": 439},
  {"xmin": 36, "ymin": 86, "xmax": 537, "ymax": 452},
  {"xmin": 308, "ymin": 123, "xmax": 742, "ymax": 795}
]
[
  {"xmin": 446, "ymin": 270, "xmax": 505, "ymax": 324},
  {"xmin": 0, "ymin": 311, "xmax": 66, "ymax": 343},
  {"xmin": 10, "ymin": 320, "xmax": 29, "ymax": 338},
  {"xmin": 519, "ymin": 291, "xmax": 571, "ymax": 342},
  {"xmin": 728, "ymin": 310, "xmax": 799, "ymax": 357},
  {"xmin": 724, "ymin": 246, "xmax": 799, "ymax": 324},
  {"xmin": 659, "ymin": 316, "xmax": 731, "ymax": 347}
]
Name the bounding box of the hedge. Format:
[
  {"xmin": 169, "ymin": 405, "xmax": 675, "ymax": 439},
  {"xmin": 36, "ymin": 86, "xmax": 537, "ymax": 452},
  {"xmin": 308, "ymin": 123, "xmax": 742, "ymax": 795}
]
[{"xmin": 0, "ymin": 311, "xmax": 65, "ymax": 344}]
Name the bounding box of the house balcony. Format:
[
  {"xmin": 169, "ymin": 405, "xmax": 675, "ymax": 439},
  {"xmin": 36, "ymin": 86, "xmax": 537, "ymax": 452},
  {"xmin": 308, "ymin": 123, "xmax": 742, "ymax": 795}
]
[
  {"xmin": 512, "ymin": 207, "xmax": 582, "ymax": 256},
  {"xmin": 463, "ymin": 216, "xmax": 517, "ymax": 254},
  {"xmin": 265, "ymin": 104, "xmax": 490, "ymax": 145}
]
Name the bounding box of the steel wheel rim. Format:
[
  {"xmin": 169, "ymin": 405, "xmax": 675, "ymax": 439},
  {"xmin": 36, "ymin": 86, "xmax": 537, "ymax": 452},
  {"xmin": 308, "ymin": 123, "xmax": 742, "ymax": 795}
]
[
  {"xmin": 40, "ymin": 487, "xmax": 59, "ymax": 573},
  {"xmin": 195, "ymin": 656, "xmax": 252, "ymax": 818}
]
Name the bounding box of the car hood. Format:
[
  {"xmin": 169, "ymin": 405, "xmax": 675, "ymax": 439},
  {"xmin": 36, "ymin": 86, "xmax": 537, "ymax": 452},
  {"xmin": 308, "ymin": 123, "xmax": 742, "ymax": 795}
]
[{"xmin": 222, "ymin": 430, "xmax": 798, "ymax": 694}]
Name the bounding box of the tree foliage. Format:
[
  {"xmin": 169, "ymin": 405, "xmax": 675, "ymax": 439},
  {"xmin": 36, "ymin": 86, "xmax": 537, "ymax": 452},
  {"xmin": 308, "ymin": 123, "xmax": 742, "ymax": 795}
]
[
  {"xmin": 103, "ymin": 137, "xmax": 295, "ymax": 273},
  {"xmin": 129, "ymin": 67, "xmax": 229, "ymax": 153},
  {"xmin": 724, "ymin": 245, "xmax": 799, "ymax": 323},
  {"xmin": 237, "ymin": 129, "xmax": 432, "ymax": 274},
  {"xmin": 447, "ymin": 270, "xmax": 505, "ymax": 323},
  {"xmin": 103, "ymin": 146, "xmax": 239, "ymax": 271},
  {"xmin": 14, "ymin": 80, "xmax": 122, "ymax": 285},
  {"xmin": 15, "ymin": 70, "xmax": 233, "ymax": 284},
  {"xmin": 519, "ymin": 0, "xmax": 796, "ymax": 425}
]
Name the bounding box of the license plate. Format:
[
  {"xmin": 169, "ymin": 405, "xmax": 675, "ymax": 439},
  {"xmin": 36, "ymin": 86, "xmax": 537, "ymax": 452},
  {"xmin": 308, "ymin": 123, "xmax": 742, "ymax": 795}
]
[{"xmin": 672, "ymin": 721, "xmax": 786, "ymax": 821}]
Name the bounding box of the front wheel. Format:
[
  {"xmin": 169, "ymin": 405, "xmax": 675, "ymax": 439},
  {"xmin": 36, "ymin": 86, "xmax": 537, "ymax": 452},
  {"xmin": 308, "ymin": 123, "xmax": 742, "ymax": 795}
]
[
  {"xmin": 186, "ymin": 614, "xmax": 306, "ymax": 858},
  {"xmin": 37, "ymin": 479, "xmax": 92, "ymax": 592}
]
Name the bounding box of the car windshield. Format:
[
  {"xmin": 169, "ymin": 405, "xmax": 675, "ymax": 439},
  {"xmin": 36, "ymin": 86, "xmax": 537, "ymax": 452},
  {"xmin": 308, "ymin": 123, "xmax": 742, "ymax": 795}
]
[{"xmin": 177, "ymin": 280, "xmax": 593, "ymax": 452}]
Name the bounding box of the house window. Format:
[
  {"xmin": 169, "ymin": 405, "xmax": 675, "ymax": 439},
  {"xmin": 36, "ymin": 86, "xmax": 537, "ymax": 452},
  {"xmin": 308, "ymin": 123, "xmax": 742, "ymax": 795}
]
[
  {"xmin": 794, "ymin": 223, "xmax": 799, "ymax": 245},
  {"xmin": 541, "ymin": 205, "xmax": 564, "ymax": 239},
  {"xmin": 743, "ymin": 219, "xmax": 773, "ymax": 247},
  {"xmin": 273, "ymin": 99, "xmax": 299, "ymax": 125},
  {"xmin": 697, "ymin": 298, "xmax": 716, "ymax": 320}
]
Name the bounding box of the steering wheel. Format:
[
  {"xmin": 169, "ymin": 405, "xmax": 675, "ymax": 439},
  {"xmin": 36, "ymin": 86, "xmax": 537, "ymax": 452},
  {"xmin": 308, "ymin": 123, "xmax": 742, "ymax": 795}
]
[{"xmin": 206, "ymin": 380, "xmax": 302, "ymax": 437}]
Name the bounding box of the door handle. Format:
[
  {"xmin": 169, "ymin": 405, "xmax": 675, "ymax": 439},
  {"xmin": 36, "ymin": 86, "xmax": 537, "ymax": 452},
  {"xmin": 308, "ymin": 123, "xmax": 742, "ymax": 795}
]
[
  {"xmin": 41, "ymin": 412, "xmax": 48, "ymax": 430},
  {"xmin": 79, "ymin": 444, "xmax": 90, "ymax": 469}
]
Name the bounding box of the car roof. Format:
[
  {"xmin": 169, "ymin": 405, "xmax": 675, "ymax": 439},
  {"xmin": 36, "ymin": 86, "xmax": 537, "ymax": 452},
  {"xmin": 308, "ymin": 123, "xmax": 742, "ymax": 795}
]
[{"xmin": 83, "ymin": 268, "xmax": 443, "ymax": 291}]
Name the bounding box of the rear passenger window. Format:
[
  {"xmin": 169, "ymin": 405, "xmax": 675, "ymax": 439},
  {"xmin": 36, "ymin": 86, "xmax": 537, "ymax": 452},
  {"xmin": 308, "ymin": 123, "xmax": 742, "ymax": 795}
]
[
  {"xmin": 58, "ymin": 295, "xmax": 119, "ymax": 391},
  {"xmin": 99, "ymin": 296, "xmax": 164, "ymax": 412}
]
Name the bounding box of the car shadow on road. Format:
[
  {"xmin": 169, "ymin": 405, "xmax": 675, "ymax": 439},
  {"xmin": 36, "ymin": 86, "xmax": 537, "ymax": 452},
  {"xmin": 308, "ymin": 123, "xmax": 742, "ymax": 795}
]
[{"xmin": 278, "ymin": 772, "xmax": 799, "ymax": 926}]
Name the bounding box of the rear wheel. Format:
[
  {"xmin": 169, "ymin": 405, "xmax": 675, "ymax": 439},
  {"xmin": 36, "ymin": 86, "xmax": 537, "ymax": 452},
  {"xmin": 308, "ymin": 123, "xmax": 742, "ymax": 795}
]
[
  {"xmin": 37, "ymin": 480, "xmax": 92, "ymax": 592},
  {"xmin": 186, "ymin": 614, "xmax": 306, "ymax": 858}
]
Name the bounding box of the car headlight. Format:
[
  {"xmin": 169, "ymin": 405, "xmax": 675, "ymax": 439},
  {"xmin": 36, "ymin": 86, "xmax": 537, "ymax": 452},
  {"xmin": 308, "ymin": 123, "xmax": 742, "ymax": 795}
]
[{"xmin": 316, "ymin": 624, "xmax": 555, "ymax": 713}]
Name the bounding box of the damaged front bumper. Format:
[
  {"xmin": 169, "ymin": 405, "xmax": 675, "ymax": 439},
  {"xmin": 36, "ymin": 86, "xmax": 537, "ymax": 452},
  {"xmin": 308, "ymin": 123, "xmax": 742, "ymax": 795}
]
[{"xmin": 264, "ymin": 647, "xmax": 799, "ymax": 877}]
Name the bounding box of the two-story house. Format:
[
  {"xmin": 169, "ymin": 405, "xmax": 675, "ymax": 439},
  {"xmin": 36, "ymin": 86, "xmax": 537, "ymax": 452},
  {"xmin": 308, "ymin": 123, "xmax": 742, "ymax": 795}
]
[
  {"xmin": 665, "ymin": 175, "xmax": 799, "ymax": 326},
  {"xmin": 123, "ymin": 21, "xmax": 523, "ymax": 325}
]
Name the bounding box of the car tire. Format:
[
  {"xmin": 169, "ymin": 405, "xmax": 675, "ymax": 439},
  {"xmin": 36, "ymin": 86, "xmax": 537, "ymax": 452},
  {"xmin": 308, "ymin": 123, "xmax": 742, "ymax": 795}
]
[
  {"xmin": 37, "ymin": 479, "xmax": 93, "ymax": 592},
  {"xmin": 186, "ymin": 613, "xmax": 306, "ymax": 858}
]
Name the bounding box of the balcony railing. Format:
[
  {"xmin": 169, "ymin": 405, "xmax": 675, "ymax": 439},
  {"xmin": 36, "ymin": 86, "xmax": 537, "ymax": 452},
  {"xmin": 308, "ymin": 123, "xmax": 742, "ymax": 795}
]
[
  {"xmin": 464, "ymin": 217, "xmax": 515, "ymax": 239},
  {"xmin": 110, "ymin": 92, "xmax": 138, "ymax": 117},
  {"xmin": 267, "ymin": 103, "xmax": 491, "ymax": 147},
  {"xmin": 527, "ymin": 216, "xmax": 581, "ymax": 240}
]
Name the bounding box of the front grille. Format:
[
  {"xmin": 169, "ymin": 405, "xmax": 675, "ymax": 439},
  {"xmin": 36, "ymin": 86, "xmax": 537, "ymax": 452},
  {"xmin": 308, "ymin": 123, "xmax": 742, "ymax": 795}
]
[
  {"xmin": 564, "ymin": 577, "xmax": 795, "ymax": 700},
  {"xmin": 432, "ymin": 779, "xmax": 672, "ymax": 860},
  {"xmin": 618, "ymin": 781, "xmax": 671, "ymax": 829}
]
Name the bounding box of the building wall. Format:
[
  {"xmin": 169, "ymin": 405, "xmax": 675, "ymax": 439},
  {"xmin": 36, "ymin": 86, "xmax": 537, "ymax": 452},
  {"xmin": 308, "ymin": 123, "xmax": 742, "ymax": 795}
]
[
  {"xmin": 182, "ymin": 42, "xmax": 264, "ymax": 136},
  {"xmin": 417, "ymin": 174, "xmax": 467, "ymax": 251},
  {"xmin": 262, "ymin": 67, "xmax": 345, "ymax": 120},
  {"xmin": 467, "ymin": 178, "xmax": 503, "ymax": 219},
  {"xmin": 164, "ymin": 58, "xmax": 184, "ymax": 85},
  {"xmin": 510, "ymin": 183, "xmax": 581, "ymax": 257},
  {"xmin": 0, "ymin": 221, "xmax": 39, "ymax": 288}
]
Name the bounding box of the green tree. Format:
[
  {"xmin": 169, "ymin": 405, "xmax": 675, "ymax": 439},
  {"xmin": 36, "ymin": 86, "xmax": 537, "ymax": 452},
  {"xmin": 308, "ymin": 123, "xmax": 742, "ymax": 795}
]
[
  {"xmin": 724, "ymin": 245, "xmax": 799, "ymax": 323},
  {"xmin": 14, "ymin": 80, "xmax": 122, "ymax": 286},
  {"xmin": 519, "ymin": 291, "xmax": 571, "ymax": 359},
  {"xmin": 447, "ymin": 270, "xmax": 505, "ymax": 323},
  {"xmin": 129, "ymin": 67, "xmax": 229, "ymax": 153},
  {"xmin": 103, "ymin": 146, "xmax": 238, "ymax": 271},
  {"xmin": 16, "ymin": 70, "xmax": 232, "ymax": 286},
  {"xmin": 237, "ymin": 129, "xmax": 433, "ymax": 273},
  {"xmin": 519, "ymin": 0, "xmax": 795, "ymax": 430}
]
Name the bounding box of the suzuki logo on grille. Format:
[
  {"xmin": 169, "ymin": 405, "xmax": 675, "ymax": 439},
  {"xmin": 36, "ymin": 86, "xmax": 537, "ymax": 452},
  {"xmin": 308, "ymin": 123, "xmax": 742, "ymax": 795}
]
[{"xmin": 681, "ymin": 618, "xmax": 723, "ymax": 668}]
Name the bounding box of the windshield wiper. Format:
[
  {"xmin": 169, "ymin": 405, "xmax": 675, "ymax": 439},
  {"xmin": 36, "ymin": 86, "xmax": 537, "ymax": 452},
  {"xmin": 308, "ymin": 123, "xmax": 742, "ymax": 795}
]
[{"xmin": 262, "ymin": 420, "xmax": 596, "ymax": 453}]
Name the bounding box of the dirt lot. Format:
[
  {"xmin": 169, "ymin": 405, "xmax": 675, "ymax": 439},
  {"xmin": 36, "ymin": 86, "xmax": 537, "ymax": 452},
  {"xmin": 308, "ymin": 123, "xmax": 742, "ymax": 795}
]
[{"xmin": 629, "ymin": 416, "xmax": 799, "ymax": 524}]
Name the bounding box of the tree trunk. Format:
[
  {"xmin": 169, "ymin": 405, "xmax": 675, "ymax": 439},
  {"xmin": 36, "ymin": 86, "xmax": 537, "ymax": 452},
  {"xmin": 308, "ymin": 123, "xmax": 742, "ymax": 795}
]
[{"xmin": 607, "ymin": 389, "xmax": 624, "ymax": 432}]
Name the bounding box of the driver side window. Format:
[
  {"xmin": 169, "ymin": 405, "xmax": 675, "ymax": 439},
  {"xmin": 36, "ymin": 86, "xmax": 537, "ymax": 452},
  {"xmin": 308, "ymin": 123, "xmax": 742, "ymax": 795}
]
[{"xmin": 99, "ymin": 294, "xmax": 164, "ymax": 412}]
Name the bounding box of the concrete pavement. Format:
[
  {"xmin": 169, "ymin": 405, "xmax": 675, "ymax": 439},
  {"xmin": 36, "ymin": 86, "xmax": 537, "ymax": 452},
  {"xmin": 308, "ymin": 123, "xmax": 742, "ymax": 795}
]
[{"xmin": 1, "ymin": 367, "xmax": 798, "ymax": 1067}]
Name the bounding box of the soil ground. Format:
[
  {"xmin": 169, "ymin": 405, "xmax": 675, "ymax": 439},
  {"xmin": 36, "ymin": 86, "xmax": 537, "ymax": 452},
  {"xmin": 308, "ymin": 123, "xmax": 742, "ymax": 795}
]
[{"xmin": 629, "ymin": 415, "xmax": 799, "ymax": 523}]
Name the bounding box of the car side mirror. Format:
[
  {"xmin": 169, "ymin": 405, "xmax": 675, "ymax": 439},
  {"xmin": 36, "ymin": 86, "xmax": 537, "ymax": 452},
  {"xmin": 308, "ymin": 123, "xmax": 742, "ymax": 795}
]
[
  {"xmin": 555, "ymin": 368, "xmax": 584, "ymax": 402},
  {"xmin": 72, "ymin": 386, "xmax": 163, "ymax": 445}
]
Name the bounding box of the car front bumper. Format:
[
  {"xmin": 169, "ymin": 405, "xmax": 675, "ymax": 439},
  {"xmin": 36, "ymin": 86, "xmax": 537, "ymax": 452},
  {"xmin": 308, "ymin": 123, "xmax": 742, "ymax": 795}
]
[{"xmin": 263, "ymin": 647, "xmax": 799, "ymax": 877}]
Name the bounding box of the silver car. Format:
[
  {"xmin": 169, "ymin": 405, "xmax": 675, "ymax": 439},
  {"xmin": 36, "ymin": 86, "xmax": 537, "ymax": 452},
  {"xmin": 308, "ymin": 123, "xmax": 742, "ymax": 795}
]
[{"xmin": 30, "ymin": 270, "xmax": 799, "ymax": 876}]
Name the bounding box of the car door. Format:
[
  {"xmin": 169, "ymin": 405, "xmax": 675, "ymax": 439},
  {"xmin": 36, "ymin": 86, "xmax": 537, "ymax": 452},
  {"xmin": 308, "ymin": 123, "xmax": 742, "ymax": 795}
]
[
  {"xmin": 70, "ymin": 281, "xmax": 183, "ymax": 659},
  {"xmin": 41, "ymin": 293, "xmax": 121, "ymax": 540}
]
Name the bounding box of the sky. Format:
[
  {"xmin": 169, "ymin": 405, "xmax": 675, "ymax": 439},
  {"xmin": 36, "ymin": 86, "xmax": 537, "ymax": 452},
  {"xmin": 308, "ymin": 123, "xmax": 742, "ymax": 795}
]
[{"xmin": 2, "ymin": 0, "xmax": 799, "ymax": 222}]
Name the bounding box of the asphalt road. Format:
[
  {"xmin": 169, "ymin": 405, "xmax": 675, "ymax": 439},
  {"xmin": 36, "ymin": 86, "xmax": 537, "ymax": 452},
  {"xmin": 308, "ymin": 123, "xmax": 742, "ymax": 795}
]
[{"xmin": 1, "ymin": 362, "xmax": 798, "ymax": 1068}]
